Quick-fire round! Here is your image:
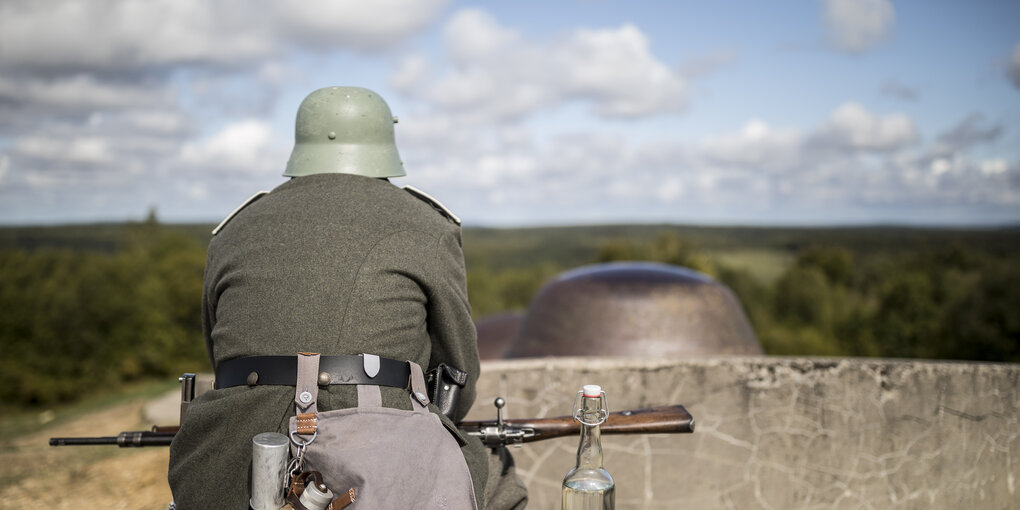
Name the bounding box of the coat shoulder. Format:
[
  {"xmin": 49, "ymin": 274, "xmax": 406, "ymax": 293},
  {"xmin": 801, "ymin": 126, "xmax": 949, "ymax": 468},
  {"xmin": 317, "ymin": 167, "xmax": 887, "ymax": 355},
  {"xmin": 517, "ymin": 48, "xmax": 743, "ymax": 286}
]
[
  {"xmin": 212, "ymin": 190, "xmax": 270, "ymax": 235},
  {"xmin": 403, "ymin": 186, "xmax": 461, "ymax": 226}
]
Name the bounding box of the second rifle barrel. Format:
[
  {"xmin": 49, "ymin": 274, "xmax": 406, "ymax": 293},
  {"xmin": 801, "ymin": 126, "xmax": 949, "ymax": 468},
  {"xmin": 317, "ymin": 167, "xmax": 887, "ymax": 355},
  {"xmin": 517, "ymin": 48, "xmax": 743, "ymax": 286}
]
[
  {"xmin": 49, "ymin": 436, "xmax": 119, "ymax": 446},
  {"xmin": 50, "ymin": 431, "xmax": 175, "ymax": 447}
]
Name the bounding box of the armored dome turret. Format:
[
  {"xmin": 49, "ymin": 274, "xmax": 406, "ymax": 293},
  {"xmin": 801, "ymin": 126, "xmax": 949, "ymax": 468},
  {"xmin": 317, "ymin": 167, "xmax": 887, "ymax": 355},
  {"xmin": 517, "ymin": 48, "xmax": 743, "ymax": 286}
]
[
  {"xmin": 504, "ymin": 262, "xmax": 763, "ymax": 358},
  {"xmin": 284, "ymin": 86, "xmax": 405, "ymax": 178},
  {"xmin": 474, "ymin": 312, "xmax": 524, "ymax": 360}
]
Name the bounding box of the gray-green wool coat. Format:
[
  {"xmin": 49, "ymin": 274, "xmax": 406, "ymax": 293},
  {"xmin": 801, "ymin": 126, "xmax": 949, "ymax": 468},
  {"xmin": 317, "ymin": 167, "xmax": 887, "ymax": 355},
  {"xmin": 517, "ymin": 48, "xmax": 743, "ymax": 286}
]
[{"xmin": 168, "ymin": 173, "xmax": 492, "ymax": 508}]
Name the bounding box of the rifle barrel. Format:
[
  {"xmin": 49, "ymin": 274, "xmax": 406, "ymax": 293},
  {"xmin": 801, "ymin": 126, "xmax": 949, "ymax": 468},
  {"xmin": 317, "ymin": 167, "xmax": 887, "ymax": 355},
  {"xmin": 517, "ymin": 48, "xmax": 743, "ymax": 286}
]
[
  {"xmin": 50, "ymin": 431, "xmax": 175, "ymax": 447},
  {"xmin": 50, "ymin": 436, "xmax": 119, "ymax": 446}
]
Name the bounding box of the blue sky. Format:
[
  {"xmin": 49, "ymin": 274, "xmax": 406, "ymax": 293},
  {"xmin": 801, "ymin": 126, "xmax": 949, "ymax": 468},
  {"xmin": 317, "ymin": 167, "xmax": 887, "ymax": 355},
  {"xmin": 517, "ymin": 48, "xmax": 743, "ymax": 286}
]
[{"xmin": 0, "ymin": 0, "xmax": 1017, "ymax": 226}]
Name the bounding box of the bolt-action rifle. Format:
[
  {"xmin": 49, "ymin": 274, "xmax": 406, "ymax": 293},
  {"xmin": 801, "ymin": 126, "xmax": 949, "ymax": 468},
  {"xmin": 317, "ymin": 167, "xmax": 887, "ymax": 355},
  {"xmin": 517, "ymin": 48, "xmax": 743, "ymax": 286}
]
[{"xmin": 50, "ymin": 374, "xmax": 695, "ymax": 448}]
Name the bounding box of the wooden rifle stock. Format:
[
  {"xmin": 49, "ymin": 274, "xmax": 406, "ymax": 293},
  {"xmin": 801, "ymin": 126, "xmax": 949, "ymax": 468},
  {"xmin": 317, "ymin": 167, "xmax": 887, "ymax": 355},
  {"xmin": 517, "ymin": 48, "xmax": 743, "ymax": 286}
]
[
  {"xmin": 51, "ymin": 405, "xmax": 694, "ymax": 448},
  {"xmin": 458, "ymin": 404, "xmax": 694, "ymax": 447}
]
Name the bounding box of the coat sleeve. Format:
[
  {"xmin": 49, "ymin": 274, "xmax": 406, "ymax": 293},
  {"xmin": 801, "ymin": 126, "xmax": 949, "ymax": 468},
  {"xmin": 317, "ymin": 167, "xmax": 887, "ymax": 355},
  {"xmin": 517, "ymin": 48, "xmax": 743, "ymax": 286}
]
[
  {"xmin": 426, "ymin": 228, "xmax": 480, "ymax": 423},
  {"xmin": 201, "ymin": 249, "xmax": 218, "ymax": 371}
]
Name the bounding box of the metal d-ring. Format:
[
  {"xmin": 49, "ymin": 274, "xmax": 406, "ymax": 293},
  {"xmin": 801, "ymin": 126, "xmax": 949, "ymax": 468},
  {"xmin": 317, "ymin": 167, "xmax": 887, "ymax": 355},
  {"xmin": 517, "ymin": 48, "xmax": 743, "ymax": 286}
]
[{"xmin": 289, "ymin": 429, "xmax": 317, "ymax": 448}]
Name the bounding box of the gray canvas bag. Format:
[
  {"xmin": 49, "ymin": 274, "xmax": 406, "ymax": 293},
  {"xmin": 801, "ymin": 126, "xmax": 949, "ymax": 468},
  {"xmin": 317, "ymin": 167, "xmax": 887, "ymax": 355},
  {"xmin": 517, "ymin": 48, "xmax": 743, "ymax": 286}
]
[{"xmin": 288, "ymin": 353, "xmax": 478, "ymax": 509}]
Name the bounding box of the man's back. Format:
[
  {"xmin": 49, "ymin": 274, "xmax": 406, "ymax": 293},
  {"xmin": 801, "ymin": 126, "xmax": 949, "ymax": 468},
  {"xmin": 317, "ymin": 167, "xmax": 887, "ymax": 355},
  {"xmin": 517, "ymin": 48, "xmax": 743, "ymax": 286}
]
[
  {"xmin": 170, "ymin": 173, "xmax": 486, "ymax": 508},
  {"xmin": 205, "ymin": 173, "xmax": 471, "ymax": 373},
  {"xmin": 170, "ymin": 85, "xmax": 524, "ymax": 509}
]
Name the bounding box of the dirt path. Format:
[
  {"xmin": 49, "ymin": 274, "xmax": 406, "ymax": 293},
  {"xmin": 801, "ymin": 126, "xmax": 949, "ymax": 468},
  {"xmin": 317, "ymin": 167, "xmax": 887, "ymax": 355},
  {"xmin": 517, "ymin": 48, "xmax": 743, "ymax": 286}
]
[{"xmin": 0, "ymin": 400, "xmax": 173, "ymax": 510}]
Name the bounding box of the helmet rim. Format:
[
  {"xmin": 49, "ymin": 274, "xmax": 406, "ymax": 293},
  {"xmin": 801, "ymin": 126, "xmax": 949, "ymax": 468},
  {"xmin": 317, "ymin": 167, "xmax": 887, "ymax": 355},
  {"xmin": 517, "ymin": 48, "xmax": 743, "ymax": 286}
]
[{"xmin": 284, "ymin": 141, "xmax": 406, "ymax": 178}]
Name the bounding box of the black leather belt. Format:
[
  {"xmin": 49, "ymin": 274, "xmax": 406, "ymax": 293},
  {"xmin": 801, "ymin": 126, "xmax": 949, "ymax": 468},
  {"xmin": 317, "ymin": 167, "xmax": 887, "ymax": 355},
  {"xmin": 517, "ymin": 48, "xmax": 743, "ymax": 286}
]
[{"xmin": 214, "ymin": 355, "xmax": 410, "ymax": 390}]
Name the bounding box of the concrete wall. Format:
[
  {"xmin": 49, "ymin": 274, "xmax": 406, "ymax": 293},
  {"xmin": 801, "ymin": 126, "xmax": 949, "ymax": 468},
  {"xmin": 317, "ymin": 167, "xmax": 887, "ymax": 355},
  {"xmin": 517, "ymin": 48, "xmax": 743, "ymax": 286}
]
[{"xmin": 469, "ymin": 357, "xmax": 1019, "ymax": 510}]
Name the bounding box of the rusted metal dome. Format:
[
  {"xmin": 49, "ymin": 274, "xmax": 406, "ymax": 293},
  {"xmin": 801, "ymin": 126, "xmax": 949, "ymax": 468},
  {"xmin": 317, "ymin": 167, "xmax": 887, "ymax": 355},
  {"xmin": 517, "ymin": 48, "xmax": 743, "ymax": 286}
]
[
  {"xmin": 474, "ymin": 312, "xmax": 524, "ymax": 360},
  {"xmin": 503, "ymin": 262, "xmax": 763, "ymax": 358}
]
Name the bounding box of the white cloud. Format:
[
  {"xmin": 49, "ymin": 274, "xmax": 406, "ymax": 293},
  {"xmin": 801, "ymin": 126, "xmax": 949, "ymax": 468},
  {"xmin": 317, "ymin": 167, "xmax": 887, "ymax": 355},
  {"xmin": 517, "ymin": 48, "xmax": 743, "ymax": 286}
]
[
  {"xmin": 391, "ymin": 55, "xmax": 433, "ymax": 95},
  {"xmin": 812, "ymin": 102, "xmax": 916, "ymax": 151},
  {"xmin": 179, "ymin": 183, "xmax": 210, "ymax": 201},
  {"xmin": 0, "ymin": 0, "xmax": 450, "ymax": 223},
  {"xmin": 0, "ymin": 0, "xmax": 450, "ymax": 73},
  {"xmin": 690, "ymin": 103, "xmax": 918, "ymax": 184},
  {"xmin": 823, "ymin": 0, "xmax": 895, "ymax": 53},
  {"xmin": 698, "ymin": 120, "xmax": 801, "ymax": 170},
  {"xmin": 179, "ymin": 121, "xmax": 277, "ymax": 173},
  {"xmin": 3, "ymin": 103, "xmax": 195, "ymax": 176},
  {"xmin": 17, "ymin": 136, "xmax": 115, "ymax": 165},
  {"xmin": 656, "ymin": 179, "xmax": 685, "ymax": 201},
  {"xmin": 0, "ymin": 74, "xmax": 170, "ymax": 113},
  {"xmin": 22, "ymin": 172, "xmax": 64, "ymax": 190},
  {"xmin": 0, "ymin": 2, "xmax": 1015, "ymax": 226},
  {"xmin": 398, "ymin": 102, "xmax": 964, "ymax": 224},
  {"xmin": 474, "ymin": 154, "xmax": 539, "ymax": 186},
  {"xmin": 1009, "ymin": 43, "xmax": 1020, "ymax": 89},
  {"xmin": 0, "ymin": 155, "xmax": 9, "ymax": 183},
  {"xmin": 930, "ymin": 158, "xmax": 952, "ymax": 176},
  {"xmin": 930, "ymin": 114, "xmax": 1002, "ymax": 159},
  {"xmin": 0, "ymin": 0, "xmax": 266, "ymax": 71},
  {"xmin": 0, "ymin": 115, "xmax": 290, "ymax": 222},
  {"xmin": 115, "ymin": 110, "xmax": 192, "ymax": 136},
  {"xmin": 980, "ymin": 159, "xmax": 1009, "ymax": 176},
  {"xmin": 400, "ymin": 9, "xmax": 689, "ymax": 122},
  {"xmin": 556, "ymin": 24, "xmax": 688, "ymax": 117},
  {"xmin": 443, "ymin": 8, "xmax": 520, "ymax": 64},
  {"xmin": 273, "ymin": 0, "xmax": 450, "ymax": 51}
]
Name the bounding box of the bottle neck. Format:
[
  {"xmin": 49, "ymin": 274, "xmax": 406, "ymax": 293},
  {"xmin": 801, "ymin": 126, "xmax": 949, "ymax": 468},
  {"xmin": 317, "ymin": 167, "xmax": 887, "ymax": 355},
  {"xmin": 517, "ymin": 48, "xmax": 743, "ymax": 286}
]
[{"xmin": 575, "ymin": 396, "xmax": 604, "ymax": 469}]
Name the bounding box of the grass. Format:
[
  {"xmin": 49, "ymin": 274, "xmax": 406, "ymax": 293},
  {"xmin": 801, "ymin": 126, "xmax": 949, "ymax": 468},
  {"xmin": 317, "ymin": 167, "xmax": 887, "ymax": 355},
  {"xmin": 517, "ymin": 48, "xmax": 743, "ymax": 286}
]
[
  {"xmin": 0, "ymin": 379, "xmax": 178, "ymax": 507},
  {"xmin": 708, "ymin": 248, "xmax": 795, "ymax": 284},
  {"xmin": 0, "ymin": 377, "xmax": 179, "ymax": 442}
]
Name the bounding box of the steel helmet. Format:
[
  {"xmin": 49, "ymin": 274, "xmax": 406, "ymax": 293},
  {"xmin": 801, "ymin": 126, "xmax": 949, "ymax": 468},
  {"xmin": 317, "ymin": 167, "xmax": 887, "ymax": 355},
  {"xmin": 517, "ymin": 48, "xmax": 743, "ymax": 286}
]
[{"xmin": 284, "ymin": 86, "xmax": 406, "ymax": 178}]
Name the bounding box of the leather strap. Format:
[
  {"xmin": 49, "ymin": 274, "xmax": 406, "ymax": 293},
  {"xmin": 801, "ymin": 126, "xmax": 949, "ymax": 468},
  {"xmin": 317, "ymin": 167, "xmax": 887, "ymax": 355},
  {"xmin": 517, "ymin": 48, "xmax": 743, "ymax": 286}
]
[
  {"xmin": 357, "ymin": 384, "xmax": 382, "ymax": 408},
  {"xmin": 295, "ymin": 413, "xmax": 318, "ymax": 435},
  {"xmin": 329, "ymin": 488, "xmax": 357, "ymax": 509},
  {"xmin": 408, "ymin": 362, "xmax": 430, "ymax": 411},
  {"xmin": 295, "ymin": 353, "xmax": 320, "ymax": 414},
  {"xmin": 214, "ymin": 354, "xmax": 411, "ymax": 390}
]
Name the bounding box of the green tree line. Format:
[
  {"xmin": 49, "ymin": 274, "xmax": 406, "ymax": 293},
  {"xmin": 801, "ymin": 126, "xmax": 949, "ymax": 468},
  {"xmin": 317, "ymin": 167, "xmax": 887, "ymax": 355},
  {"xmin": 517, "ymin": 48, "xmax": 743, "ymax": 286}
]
[
  {"xmin": 0, "ymin": 222, "xmax": 207, "ymax": 405},
  {"xmin": 1, "ymin": 224, "xmax": 1017, "ymax": 407}
]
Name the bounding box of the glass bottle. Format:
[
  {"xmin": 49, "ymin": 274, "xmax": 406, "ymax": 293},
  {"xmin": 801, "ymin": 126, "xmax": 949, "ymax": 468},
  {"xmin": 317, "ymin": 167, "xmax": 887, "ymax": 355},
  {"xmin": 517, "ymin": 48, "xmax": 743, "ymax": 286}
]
[{"xmin": 562, "ymin": 384, "xmax": 615, "ymax": 510}]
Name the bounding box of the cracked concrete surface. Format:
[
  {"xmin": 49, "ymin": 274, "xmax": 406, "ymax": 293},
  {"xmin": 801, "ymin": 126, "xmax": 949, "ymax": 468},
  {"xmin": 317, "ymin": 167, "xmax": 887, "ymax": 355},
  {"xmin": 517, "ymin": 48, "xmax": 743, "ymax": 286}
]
[{"xmin": 470, "ymin": 357, "xmax": 1019, "ymax": 509}]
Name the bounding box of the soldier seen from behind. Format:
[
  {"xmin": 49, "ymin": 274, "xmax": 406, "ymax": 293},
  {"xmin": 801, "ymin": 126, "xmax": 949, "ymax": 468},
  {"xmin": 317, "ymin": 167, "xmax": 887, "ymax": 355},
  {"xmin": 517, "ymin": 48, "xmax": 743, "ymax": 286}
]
[{"xmin": 167, "ymin": 86, "xmax": 527, "ymax": 509}]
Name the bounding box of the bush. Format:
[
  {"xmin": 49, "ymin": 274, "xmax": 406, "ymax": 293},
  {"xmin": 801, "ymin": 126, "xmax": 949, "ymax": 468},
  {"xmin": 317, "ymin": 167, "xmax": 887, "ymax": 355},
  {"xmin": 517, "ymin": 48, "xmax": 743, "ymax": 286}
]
[{"xmin": 0, "ymin": 227, "xmax": 207, "ymax": 406}]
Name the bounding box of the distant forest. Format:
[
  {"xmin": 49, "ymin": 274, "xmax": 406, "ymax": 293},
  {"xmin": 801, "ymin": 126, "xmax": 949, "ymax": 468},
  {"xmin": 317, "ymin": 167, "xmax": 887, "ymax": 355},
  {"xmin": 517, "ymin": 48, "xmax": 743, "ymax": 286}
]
[{"xmin": 1, "ymin": 220, "xmax": 1018, "ymax": 406}]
